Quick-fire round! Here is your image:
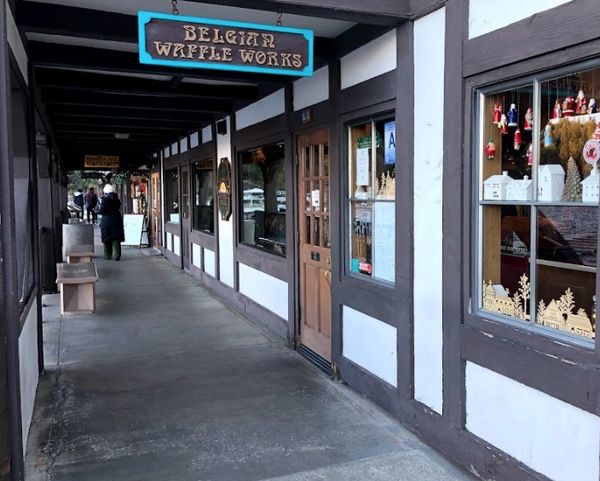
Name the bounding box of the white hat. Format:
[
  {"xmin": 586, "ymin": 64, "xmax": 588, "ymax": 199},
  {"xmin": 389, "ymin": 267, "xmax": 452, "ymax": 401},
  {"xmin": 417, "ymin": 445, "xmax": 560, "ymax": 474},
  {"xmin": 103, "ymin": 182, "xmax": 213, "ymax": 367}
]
[{"xmin": 103, "ymin": 184, "xmax": 114, "ymax": 194}]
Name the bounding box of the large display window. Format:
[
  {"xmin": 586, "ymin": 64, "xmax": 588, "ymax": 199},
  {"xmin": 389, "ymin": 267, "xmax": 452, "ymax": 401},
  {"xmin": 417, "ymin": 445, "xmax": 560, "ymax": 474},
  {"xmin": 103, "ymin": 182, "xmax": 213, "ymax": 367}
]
[
  {"xmin": 239, "ymin": 142, "xmax": 286, "ymax": 256},
  {"xmin": 192, "ymin": 159, "xmax": 214, "ymax": 234},
  {"xmin": 477, "ymin": 65, "xmax": 600, "ymax": 343},
  {"xmin": 347, "ymin": 116, "xmax": 396, "ymax": 283}
]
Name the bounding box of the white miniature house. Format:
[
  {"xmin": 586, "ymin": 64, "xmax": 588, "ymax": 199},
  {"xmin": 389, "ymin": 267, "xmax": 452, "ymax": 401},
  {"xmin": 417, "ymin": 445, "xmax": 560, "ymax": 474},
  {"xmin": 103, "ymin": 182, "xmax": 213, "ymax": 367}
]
[
  {"xmin": 537, "ymin": 164, "xmax": 565, "ymax": 201},
  {"xmin": 582, "ymin": 166, "xmax": 600, "ymax": 202},
  {"xmin": 506, "ymin": 175, "xmax": 533, "ymax": 201},
  {"xmin": 483, "ymin": 171, "xmax": 512, "ymax": 200}
]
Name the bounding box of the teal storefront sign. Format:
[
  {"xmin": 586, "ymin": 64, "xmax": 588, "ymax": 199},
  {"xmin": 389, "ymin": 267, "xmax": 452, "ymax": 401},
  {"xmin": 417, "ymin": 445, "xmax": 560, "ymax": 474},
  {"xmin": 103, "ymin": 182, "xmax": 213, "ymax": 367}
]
[{"xmin": 138, "ymin": 11, "xmax": 314, "ymax": 77}]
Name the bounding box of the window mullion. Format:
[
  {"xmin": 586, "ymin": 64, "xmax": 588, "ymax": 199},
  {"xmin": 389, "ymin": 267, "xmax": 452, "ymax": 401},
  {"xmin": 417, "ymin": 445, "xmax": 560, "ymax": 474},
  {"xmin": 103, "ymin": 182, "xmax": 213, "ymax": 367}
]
[{"xmin": 529, "ymin": 79, "xmax": 541, "ymax": 324}]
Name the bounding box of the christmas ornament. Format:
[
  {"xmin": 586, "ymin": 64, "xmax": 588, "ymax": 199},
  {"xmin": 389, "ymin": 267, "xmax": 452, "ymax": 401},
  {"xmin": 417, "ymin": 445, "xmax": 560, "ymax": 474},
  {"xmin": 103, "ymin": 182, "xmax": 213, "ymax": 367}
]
[
  {"xmin": 513, "ymin": 128, "xmax": 522, "ymax": 150},
  {"xmin": 583, "ymin": 139, "xmax": 600, "ymax": 164},
  {"xmin": 493, "ymin": 103, "xmax": 502, "ymax": 125},
  {"xmin": 544, "ymin": 122, "xmax": 554, "ymax": 147},
  {"xmin": 589, "ymin": 98, "xmax": 597, "ymax": 114},
  {"xmin": 552, "ymin": 100, "xmax": 562, "ymax": 119},
  {"xmin": 524, "ymin": 107, "xmax": 533, "ymax": 131},
  {"xmin": 498, "ymin": 114, "xmax": 508, "ymax": 135},
  {"xmin": 485, "ymin": 139, "xmax": 496, "ymax": 160},
  {"xmin": 527, "ymin": 143, "xmax": 533, "ymax": 166},
  {"xmin": 507, "ymin": 103, "xmax": 518, "ymax": 127},
  {"xmin": 562, "ymin": 96, "xmax": 575, "ymax": 117},
  {"xmin": 562, "ymin": 156, "xmax": 582, "ymax": 202},
  {"xmin": 575, "ymin": 89, "xmax": 587, "ymax": 115}
]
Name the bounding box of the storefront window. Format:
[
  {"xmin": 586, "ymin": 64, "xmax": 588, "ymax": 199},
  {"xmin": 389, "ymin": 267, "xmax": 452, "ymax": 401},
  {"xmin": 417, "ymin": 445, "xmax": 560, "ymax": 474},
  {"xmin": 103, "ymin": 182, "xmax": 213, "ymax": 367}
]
[
  {"xmin": 192, "ymin": 159, "xmax": 214, "ymax": 233},
  {"xmin": 165, "ymin": 168, "xmax": 179, "ymax": 224},
  {"xmin": 348, "ymin": 116, "xmax": 396, "ymax": 283},
  {"xmin": 239, "ymin": 142, "xmax": 286, "ymax": 256},
  {"xmin": 477, "ymin": 66, "xmax": 600, "ymax": 342}
]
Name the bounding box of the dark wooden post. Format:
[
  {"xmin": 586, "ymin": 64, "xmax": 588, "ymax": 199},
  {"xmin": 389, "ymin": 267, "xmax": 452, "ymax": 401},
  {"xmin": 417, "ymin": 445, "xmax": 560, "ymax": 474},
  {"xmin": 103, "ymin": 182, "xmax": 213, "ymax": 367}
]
[{"xmin": 0, "ymin": 2, "xmax": 25, "ymax": 479}]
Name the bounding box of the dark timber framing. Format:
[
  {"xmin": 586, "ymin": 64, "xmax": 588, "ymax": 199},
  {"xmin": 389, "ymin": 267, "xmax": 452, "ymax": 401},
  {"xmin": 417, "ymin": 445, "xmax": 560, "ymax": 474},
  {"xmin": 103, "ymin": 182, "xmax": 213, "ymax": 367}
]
[{"xmin": 0, "ymin": 3, "xmax": 24, "ymax": 479}]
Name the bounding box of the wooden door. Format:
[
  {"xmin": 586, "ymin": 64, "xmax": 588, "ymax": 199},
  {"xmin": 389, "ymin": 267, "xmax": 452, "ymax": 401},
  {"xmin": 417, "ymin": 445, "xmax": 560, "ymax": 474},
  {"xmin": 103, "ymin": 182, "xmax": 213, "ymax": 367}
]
[
  {"xmin": 150, "ymin": 172, "xmax": 161, "ymax": 248},
  {"xmin": 180, "ymin": 164, "xmax": 191, "ymax": 269},
  {"xmin": 298, "ymin": 130, "xmax": 332, "ymax": 361}
]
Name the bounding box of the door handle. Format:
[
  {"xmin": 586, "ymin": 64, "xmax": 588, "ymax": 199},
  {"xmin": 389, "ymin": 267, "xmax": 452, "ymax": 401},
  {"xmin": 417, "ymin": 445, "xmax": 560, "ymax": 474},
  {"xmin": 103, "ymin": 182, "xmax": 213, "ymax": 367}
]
[{"xmin": 323, "ymin": 270, "xmax": 332, "ymax": 286}]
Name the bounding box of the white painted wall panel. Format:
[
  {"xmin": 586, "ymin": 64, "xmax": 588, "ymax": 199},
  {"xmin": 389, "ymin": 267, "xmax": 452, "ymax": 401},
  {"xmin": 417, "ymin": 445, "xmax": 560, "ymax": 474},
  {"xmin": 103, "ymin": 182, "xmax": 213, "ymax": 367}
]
[
  {"xmin": 342, "ymin": 306, "xmax": 397, "ymax": 387},
  {"xmin": 171, "ymin": 142, "xmax": 179, "ymax": 155},
  {"xmin": 190, "ymin": 131, "xmax": 200, "ymax": 148},
  {"xmin": 19, "ymin": 300, "xmax": 38, "ymax": 453},
  {"xmin": 163, "ymin": 147, "xmax": 170, "ymax": 159},
  {"xmin": 204, "ymin": 248, "xmax": 216, "ymax": 277},
  {"xmin": 293, "ymin": 66, "xmax": 329, "ymax": 111},
  {"xmin": 173, "ymin": 235, "xmax": 181, "ymax": 256},
  {"xmin": 166, "ymin": 233, "xmax": 172, "ymax": 251},
  {"xmin": 466, "ymin": 362, "xmax": 600, "ymax": 481},
  {"xmin": 340, "ymin": 30, "xmax": 396, "ymax": 90},
  {"xmin": 192, "ymin": 243, "xmax": 201, "ymax": 268},
  {"xmin": 413, "ymin": 7, "xmax": 445, "ymax": 415},
  {"xmin": 236, "ymin": 89, "xmax": 285, "ymax": 130},
  {"xmin": 179, "ymin": 138, "xmax": 188, "ymax": 153},
  {"xmin": 217, "ymin": 117, "xmax": 234, "ymax": 287},
  {"xmin": 239, "ymin": 264, "xmax": 288, "ymax": 320},
  {"xmin": 469, "ymin": 0, "xmax": 571, "ymax": 39},
  {"xmin": 6, "ymin": 1, "xmax": 28, "ymax": 84},
  {"xmin": 202, "ymin": 125, "xmax": 213, "ymax": 143}
]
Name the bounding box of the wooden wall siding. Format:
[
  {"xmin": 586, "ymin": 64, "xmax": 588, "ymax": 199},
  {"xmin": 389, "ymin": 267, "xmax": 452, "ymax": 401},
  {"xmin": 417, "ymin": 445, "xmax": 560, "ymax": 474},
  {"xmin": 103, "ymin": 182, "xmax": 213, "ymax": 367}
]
[{"xmin": 464, "ymin": 0, "xmax": 600, "ymax": 77}]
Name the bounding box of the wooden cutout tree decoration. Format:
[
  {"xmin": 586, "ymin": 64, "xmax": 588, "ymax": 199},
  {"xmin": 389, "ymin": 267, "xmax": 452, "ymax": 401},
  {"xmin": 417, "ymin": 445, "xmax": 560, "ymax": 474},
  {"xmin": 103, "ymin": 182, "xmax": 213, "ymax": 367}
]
[
  {"xmin": 537, "ymin": 287, "xmax": 594, "ymax": 338},
  {"xmin": 482, "ymin": 275, "xmax": 530, "ymax": 321},
  {"xmin": 562, "ymin": 156, "xmax": 583, "ymax": 201},
  {"xmin": 518, "ymin": 274, "xmax": 530, "ymax": 316}
]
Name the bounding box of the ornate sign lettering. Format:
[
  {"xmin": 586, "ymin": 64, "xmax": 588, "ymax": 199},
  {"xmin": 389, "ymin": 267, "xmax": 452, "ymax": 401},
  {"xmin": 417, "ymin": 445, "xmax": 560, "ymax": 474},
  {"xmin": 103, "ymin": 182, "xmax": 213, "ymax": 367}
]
[
  {"xmin": 84, "ymin": 155, "xmax": 120, "ymax": 168},
  {"xmin": 138, "ymin": 11, "xmax": 314, "ymax": 77},
  {"xmin": 217, "ymin": 157, "xmax": 232, "ymax": 221}
]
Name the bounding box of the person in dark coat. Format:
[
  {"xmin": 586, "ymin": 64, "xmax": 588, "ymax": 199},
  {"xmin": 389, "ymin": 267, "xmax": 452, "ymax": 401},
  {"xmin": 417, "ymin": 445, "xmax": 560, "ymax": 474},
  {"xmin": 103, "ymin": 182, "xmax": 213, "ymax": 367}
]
[{"xmin": 99, "ymin": 184, "xmax": 125, "ymax": 260}]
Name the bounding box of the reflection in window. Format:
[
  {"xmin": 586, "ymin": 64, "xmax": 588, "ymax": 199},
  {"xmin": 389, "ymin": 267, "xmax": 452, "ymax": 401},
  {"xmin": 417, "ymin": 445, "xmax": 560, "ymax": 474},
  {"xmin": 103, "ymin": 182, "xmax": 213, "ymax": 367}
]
[
  {"xmin": 478, "ymin": 66, "xmax": 600, "ymax": 341},
  {"xmin": 239, "ymin": 142, "xmax": 286, "ymax": 256},
  {"xmin": 192, "ymin": 160, "xmax": 214, "ymax": 233},
  {"xmin": 348, "ymin": 117, "xmax": 396, "ymax": 283},
  {"xmin": 165, "ymin": 168, "xmax": 179, "ymax": 224}
]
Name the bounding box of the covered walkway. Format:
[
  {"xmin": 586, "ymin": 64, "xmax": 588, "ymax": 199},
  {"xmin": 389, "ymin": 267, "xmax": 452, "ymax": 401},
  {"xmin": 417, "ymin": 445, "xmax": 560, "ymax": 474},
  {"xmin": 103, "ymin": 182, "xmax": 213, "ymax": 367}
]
[{"xmin": 25, "ymin": 245, "xmax": 473, "ymax": 481}]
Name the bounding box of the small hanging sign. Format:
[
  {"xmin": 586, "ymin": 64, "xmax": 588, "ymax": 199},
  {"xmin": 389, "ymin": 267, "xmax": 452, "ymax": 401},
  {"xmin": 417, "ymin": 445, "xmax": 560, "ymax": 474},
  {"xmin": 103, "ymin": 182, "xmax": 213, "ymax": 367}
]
[
  {"xmin": 138, "ymin": 11, "xmax": 314, "ymax": 77},
  {"xmin": 217, "ymin": 157, "xmax": 232, "ymax": 221}
]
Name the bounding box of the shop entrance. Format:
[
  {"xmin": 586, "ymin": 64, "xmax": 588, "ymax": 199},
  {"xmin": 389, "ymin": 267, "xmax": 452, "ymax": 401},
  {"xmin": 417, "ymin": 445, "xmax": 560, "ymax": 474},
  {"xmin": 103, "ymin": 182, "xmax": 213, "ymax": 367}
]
[
  {"xmin": 150, "ymin": 172, "xmax": 161, "ymax": 249},
  {"xmin": 297, "ymin": 130, "xmax": 332, "ymax": 361},
  {"xmin": 180, "ymin": 164, "xmax": 191, "ymax": 270}
]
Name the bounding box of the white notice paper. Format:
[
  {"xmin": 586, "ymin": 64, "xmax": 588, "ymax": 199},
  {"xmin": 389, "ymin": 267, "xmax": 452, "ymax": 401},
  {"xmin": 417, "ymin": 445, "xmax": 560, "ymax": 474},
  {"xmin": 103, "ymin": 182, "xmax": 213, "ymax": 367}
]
[
  {"xmin": 373, "ymin": 202, "xmax": 395, "ymax": 283},
  {"xmin": 356, "ymin": 148, "xmax": 370, "ymax": 186}
]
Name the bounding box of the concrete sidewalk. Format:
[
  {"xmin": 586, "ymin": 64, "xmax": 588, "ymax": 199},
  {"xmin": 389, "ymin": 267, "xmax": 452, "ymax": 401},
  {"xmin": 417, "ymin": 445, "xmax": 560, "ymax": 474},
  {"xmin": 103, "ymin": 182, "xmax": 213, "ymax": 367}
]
[{"xmin": 25, "ymin": 247, "xmax": 476, "ymax": 481}]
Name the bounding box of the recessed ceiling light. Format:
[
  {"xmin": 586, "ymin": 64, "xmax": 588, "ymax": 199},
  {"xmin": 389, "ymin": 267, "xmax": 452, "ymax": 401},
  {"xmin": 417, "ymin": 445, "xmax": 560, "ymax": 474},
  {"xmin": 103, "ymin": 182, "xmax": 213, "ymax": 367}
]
[{"xmin": 115, "ymin": 133, "xmax": 129, "ymax": 139}]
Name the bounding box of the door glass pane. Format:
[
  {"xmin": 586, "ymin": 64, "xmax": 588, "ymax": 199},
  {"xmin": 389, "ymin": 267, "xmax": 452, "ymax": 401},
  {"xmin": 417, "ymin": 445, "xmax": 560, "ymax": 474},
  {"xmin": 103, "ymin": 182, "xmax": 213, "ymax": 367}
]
[
  {"xmin": 322, "ymin": 180, "xmax": 329, "ymax": 213},
  {"xmin": 312, "ymin": 145, "xmax": 320, "ymax": 177},
  {"xmin": 323, "ymin": 216, "xmax": 330, "ymax": 248},
  {"xmin": 314, "ymin": 216, "xmax": 320, "ymax": 247},
  {"xmin": 312, "ymin": 182, "xmax": 321, "ymax": 212},
  {"xmin": 305, "ymin": 216, "xmax": 311, "ymax": 244},
  {"xmin": 304, "ymin": 146, "xmax": 310, "ymax": 177},
  {"xmin": 305, "ymin": 181, "xmax": 311, "ymax": 211},
  {"xmin": 323, "ymin": 144, "xmax": 330, "ymax": 177}
]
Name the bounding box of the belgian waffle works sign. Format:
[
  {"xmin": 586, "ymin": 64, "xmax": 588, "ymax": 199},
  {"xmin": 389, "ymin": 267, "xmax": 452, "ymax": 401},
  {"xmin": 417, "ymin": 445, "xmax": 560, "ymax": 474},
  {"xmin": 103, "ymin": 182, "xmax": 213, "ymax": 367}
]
[{"xmin": 138, "ymin": 11, "xmax": 314, "ymax": 77}]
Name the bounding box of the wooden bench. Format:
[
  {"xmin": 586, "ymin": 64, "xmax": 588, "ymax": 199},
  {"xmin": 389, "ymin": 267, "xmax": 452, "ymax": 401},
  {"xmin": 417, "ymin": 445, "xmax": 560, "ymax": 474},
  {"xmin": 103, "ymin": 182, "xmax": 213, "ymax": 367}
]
[
  {"xmin": 65, "ymin": 244, "xmax": 94, "ymax": 264},
  {"xmin": 56, "ymin": 262, "xmax": 98, "ymax": 315}
]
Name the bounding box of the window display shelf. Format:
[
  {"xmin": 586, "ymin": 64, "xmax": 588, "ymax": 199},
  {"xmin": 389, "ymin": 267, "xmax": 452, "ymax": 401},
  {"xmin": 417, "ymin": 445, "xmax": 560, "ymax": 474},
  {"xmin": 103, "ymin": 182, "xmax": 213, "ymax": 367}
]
[
  {"xmin": 480, "ymin": 200, "xmax": 599, "ymax": 207},
  {"xmin": 349, "ymin": 198, "xmax": 395, "ymax": 203},
  {"xmin": 537, "ymin": 258, "xmax": 596, "ymax": 274}
]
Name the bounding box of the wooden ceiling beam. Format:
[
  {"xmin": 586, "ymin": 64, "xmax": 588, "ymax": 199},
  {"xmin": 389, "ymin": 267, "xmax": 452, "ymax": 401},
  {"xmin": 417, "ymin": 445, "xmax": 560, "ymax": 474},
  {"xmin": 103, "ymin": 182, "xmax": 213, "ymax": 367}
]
[{"xmin": 34, "ymin": 69, "xmax": 260, "ymax": 101}]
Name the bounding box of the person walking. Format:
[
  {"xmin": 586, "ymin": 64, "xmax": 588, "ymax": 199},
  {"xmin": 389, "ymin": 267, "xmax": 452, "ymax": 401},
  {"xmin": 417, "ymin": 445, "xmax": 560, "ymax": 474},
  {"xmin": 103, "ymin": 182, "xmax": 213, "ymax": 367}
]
[
  {"xmin": 73, "ymin": 189, "xmax": 84, "ymax": 220},
  {"xmin": 99, "ymin": 184, "xmax": 125, "ymax": 261},
  {"xmin": 84, "ymin": 187, "xmax": 99, "ymax": 224}
]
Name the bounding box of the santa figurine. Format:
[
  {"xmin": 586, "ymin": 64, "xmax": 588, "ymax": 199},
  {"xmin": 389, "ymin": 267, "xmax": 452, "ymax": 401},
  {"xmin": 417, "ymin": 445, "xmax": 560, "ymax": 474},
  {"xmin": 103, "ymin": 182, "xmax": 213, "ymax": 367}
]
[
  {"xmin": 552, "ymin": 100, "xmax": 562, "ymax": 120},
  {"xmin": 524, "ymin": 107, "xmax": 533, "ymax": 131},
  {"xmin": 493, "ymin": 103, "xmax": 502, "ymax": 125},
  {"xmin": 513, "ymin": 128, "xmax": 522, "ymax": 151},
  {"xmin": 562, "ymin": 96, "xmax": 575, "ymax": 116},
  {"xmin": 485, "ymin": 139, "xmax": 496, "ymax": 160},
  {"xmin": 507, "ymin": 103, "xmax": 518, "ymax": 127},
  {"xmin": 589, "ymin": 98, "xmax": 597, "ymax": 114},
  {"xmin": 575, "ymin": 89, "xmax": 587, "ymax": 115},
  {"xmin": 498, "ymin": 113, "xmax": 508, "ymax": 135},
  {"xmin": 526, "ymin": 143, "xmax": 533, "ymax": 166}
]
